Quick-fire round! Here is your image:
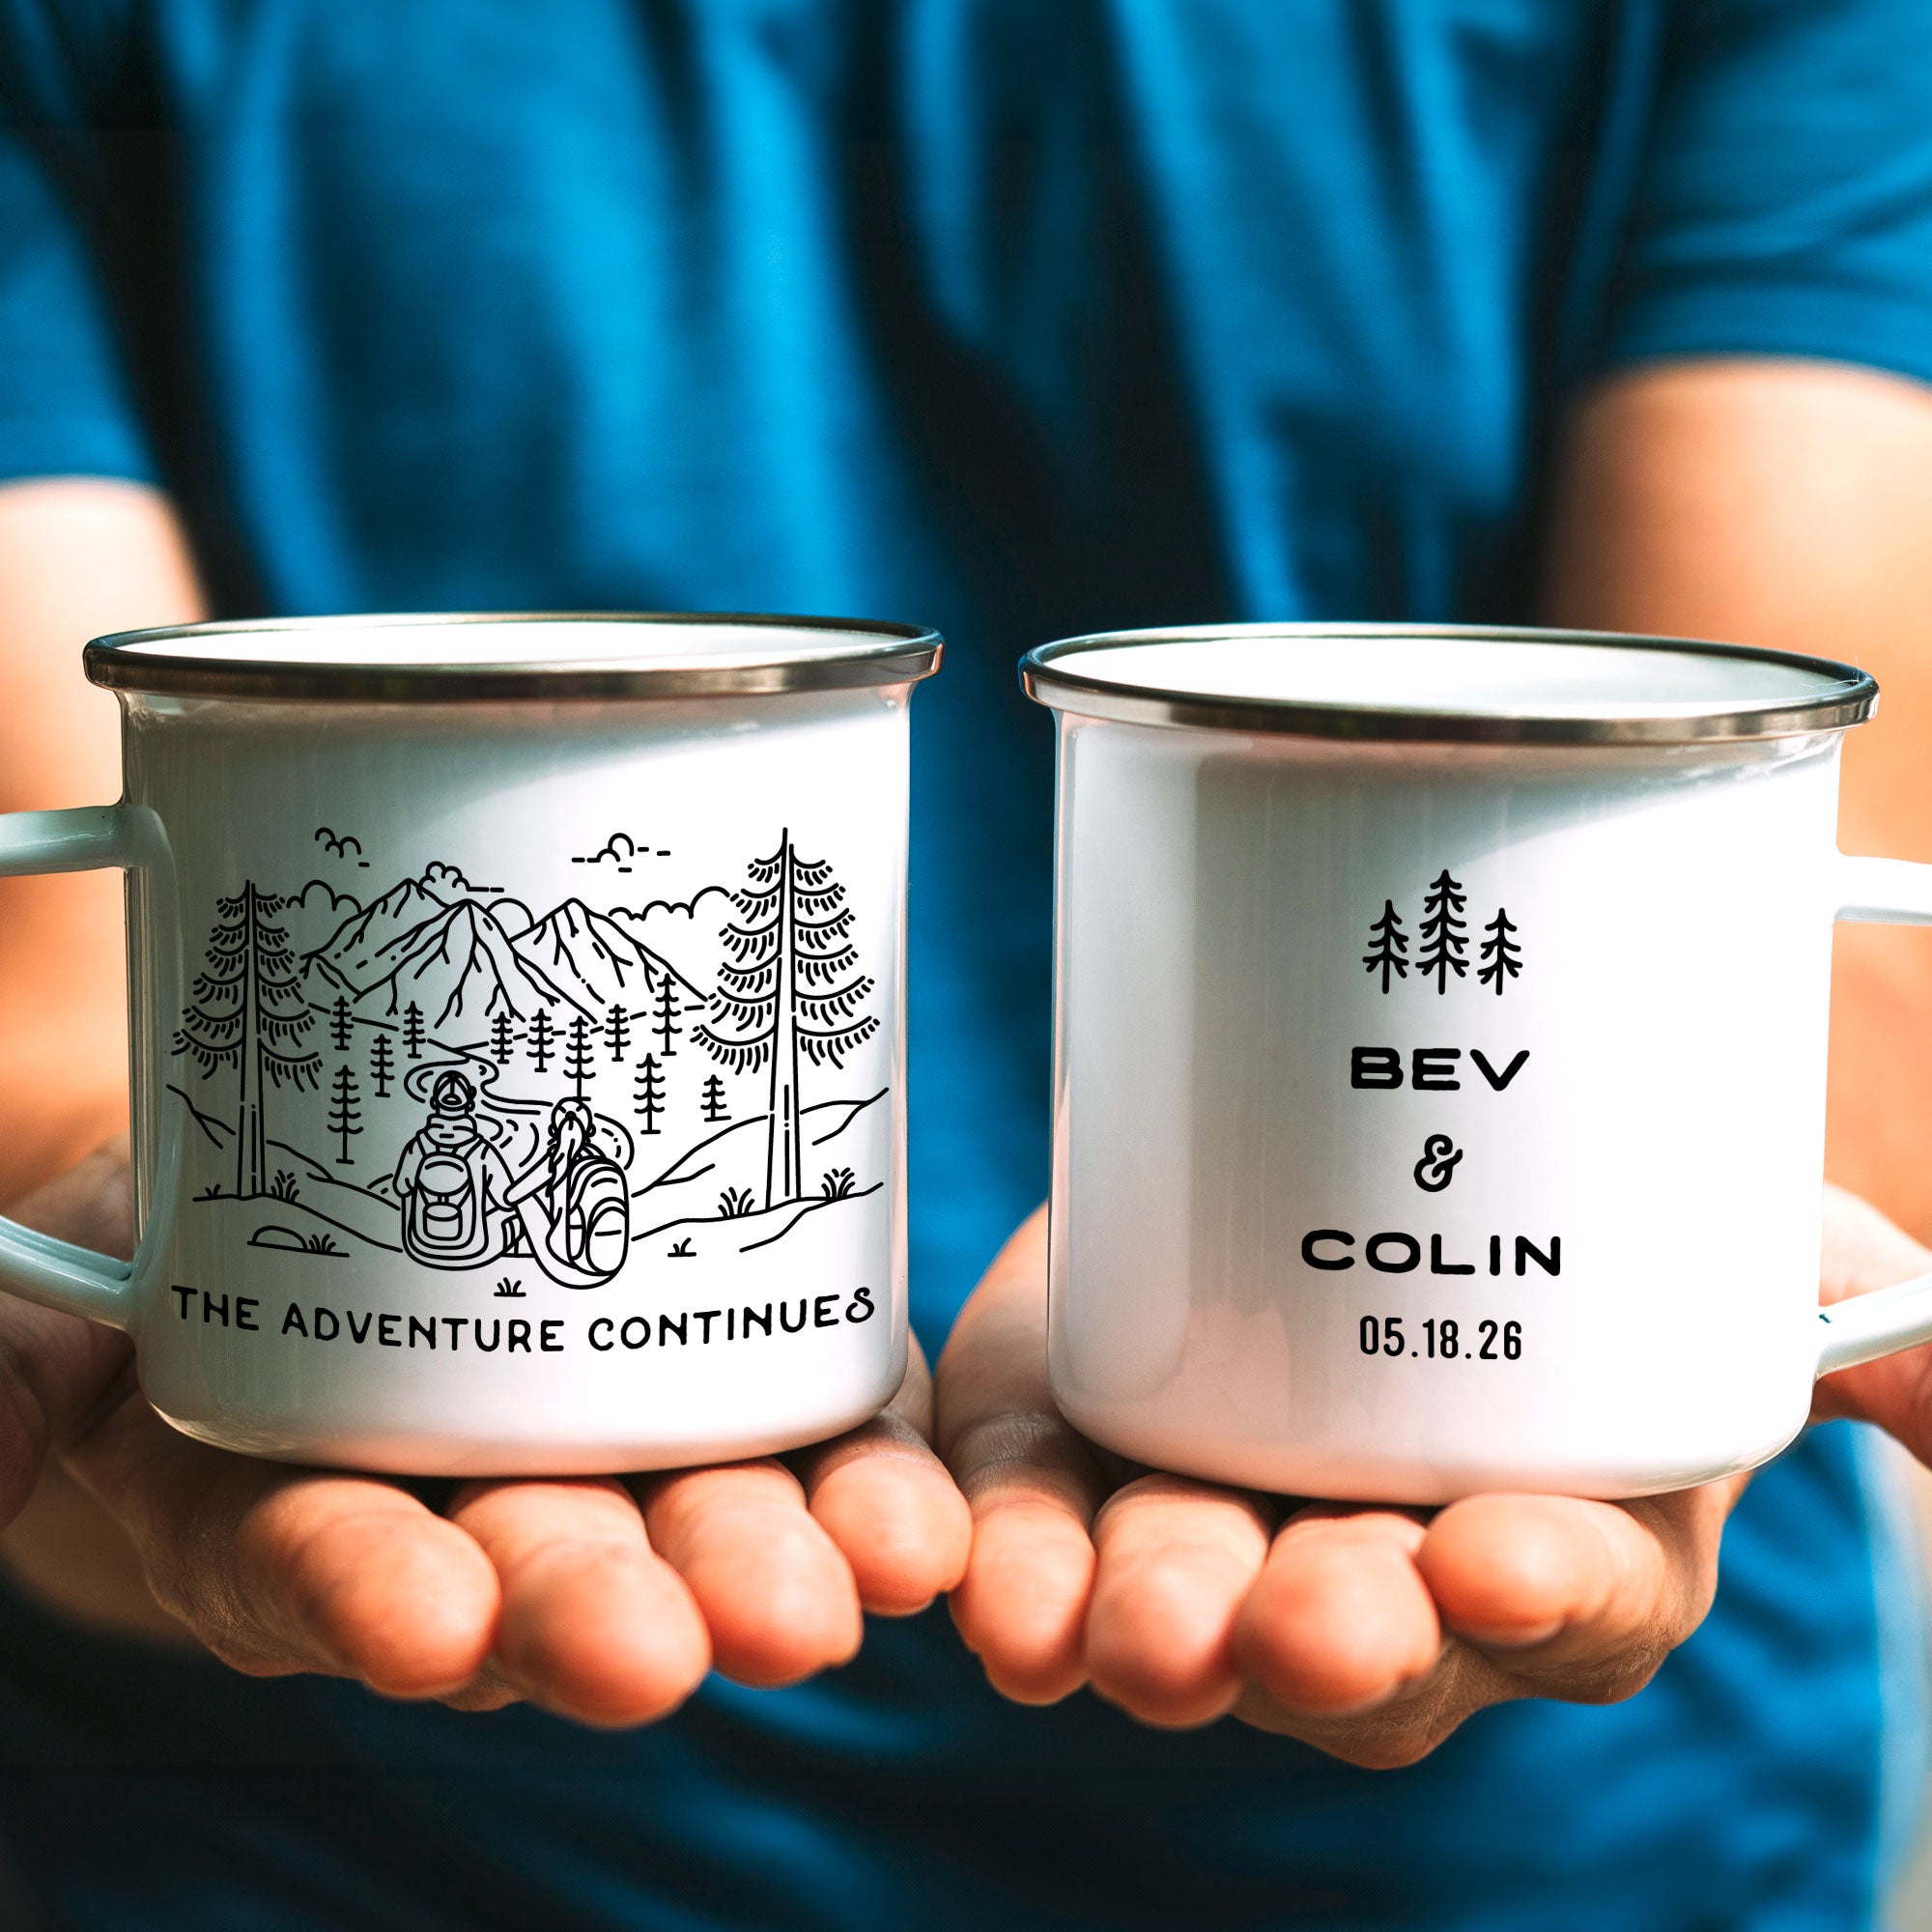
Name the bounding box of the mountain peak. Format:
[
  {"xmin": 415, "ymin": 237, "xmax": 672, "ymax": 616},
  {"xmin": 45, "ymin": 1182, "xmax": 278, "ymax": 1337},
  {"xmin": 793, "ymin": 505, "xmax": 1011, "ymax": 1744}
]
[{"xmin": 513, "ymin": 897, "xmax": 691, "ymax": 1011}]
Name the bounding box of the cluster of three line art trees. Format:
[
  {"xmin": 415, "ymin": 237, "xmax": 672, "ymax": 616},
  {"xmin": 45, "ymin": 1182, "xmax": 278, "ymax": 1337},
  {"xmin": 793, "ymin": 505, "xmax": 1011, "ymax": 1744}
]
[{"xmin": 1363, "ymin": 870, "xmax": 1522, "ymax": 996}]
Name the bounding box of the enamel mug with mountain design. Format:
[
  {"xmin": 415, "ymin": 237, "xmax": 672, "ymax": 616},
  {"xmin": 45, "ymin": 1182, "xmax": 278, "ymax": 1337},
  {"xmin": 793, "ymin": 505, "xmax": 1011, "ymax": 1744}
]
[
  {"xmin": 0, "ymin": 615, "xmax": 938, "ymax": 1474},
  {"xmin": 1027, "ymin": 626, "xmax": 1932, "ymax": 1505}
]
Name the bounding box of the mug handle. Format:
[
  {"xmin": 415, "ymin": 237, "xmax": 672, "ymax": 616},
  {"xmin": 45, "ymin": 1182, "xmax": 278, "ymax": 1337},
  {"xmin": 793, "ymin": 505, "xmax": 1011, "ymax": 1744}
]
[
  {"xmin": 1816, "ymin": 856, "xmax": 1932, "ymax": 1376},
  {"xmin": 0, "ymin": 805, "xmax": 144, "ymax": 1327}
]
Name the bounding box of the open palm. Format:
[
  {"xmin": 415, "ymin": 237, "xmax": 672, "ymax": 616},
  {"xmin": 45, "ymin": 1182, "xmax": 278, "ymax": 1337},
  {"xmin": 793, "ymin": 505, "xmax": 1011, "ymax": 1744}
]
[{"xmin": 0, "ymin": 1142, "xmax": 970, "ymax": 1722}]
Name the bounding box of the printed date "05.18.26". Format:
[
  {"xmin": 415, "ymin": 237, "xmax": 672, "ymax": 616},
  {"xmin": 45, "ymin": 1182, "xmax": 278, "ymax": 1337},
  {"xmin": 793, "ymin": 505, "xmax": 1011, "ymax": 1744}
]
[{"xmin": 1358, "ymin": 1315, "xmax": 1522, "ymax": 1360}]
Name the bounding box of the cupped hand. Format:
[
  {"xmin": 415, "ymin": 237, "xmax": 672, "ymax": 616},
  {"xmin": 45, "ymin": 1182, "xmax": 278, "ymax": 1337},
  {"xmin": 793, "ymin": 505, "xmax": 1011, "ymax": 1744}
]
[
  {"xmin": 0, "ymin": 1142, "xmax": 970, "ymax": 1725},
  {"xmin": 938, "ymin": 1208, "xmax": 1782, "ymax": 1768}
]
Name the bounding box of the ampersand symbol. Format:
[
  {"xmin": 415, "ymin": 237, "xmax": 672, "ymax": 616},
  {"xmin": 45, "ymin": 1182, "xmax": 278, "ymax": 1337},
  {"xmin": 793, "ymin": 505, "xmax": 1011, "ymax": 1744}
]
[{"xmin": 1412, "ymin": 1134, "xmax": 1463, "ymax": 1193}]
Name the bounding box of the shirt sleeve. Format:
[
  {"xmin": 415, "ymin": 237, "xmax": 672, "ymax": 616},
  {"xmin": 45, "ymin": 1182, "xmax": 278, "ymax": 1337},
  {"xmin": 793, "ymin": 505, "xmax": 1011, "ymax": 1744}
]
[
  {"xmin": 1601, "ymin": 0, "xmax": 1932, "ymax": 389},
  {"xmin": 0, "ymin": 120, "xmax": 156, "ymax": 484}
]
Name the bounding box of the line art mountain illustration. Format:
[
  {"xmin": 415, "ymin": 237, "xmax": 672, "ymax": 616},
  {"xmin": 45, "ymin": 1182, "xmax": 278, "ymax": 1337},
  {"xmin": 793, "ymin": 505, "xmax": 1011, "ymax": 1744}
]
[
  {"xmin": 515, "ymin": 899, "xmax": 699, "ymax": 1014},
  {"xmin": 302, "ymin": 873, "xmax": 698, "ymax": 1033},
  {"xmin": 171, "ymin": 838, "xmax": 887, "ymax": 1293}
]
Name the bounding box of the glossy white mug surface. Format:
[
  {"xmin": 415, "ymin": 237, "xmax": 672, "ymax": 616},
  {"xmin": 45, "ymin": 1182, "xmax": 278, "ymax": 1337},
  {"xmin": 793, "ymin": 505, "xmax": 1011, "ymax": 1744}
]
[
  {"xmin": 1027, "ymin": 626, "xmax": 1932, "ymax": 1503},
  {"xmin": 0, "ymin": 613, "xmax": 939, "ymax": 1475}
]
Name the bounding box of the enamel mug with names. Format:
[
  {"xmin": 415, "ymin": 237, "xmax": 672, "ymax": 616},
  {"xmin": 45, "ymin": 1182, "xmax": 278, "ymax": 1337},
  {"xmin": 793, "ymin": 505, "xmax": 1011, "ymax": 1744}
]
[
  {"xmin": 1026, "ymin": 625, "xmax": 1932, "ymax": 1504},
  {"xmin": 0, "ymin": 613, "xmax": 939, "ymax": 1475}
]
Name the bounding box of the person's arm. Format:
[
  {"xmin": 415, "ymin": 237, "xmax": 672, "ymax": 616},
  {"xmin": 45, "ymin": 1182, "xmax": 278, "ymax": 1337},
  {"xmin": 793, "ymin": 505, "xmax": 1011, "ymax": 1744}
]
[
  {"xmin": 0, "ymin": 479, "xmax": 205, "ymax": 1642},
  {"xmin": 0, "ymin": 478, "xmax": 204, "ymax": 1203},
  {"xmin": 938, "ymin": 356, "xmax": 1932, "ymax": 1761},
  {"xmin": 1540, "ymin": 357, "xmax": 1932, "ymax": 1238},
  {"xmin": 0, "ymin": 478, "xmax": 972, "ymax": 1709}
]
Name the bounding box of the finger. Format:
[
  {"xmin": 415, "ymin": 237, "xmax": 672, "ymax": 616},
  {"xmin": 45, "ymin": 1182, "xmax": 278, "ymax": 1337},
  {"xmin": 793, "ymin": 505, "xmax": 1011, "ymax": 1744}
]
[
  {"xmin": 639, "ymin": 1460, "xmax": 862, "ymax": 1688},
  {"xmin": 64, "ymin": 1386, "xmax": 499, "ymax": 1699},
  {"xmin": 937, "ymin": 1209, "xmax": 1109, "ymax": 1703},
  {"xmin": 1083, "ymin": 1474, "xmax": 1276, "ymax": 1727},
  {"xmin": 449, "ymin": 1478, "xmax": 710, "ymax": 1726},
  {"xmin": 789, "ymin": 1337, "xmax": 972, "ymax": 1616},
  {"xmin": 0, "ymin": 1141, "xmax": 141, "ymax": 1523},
  {"xmin": 1417, "ymin": 1484, "xmax": 1734, "ymax": 1698},
  {"xmin": 1234, "ymin": 1505, "xmax": 1443, "ymax": 1718}
]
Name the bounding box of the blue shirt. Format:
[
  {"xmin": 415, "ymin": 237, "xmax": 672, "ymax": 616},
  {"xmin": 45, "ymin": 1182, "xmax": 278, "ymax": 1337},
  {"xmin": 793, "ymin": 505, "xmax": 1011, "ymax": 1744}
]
[{"xmin": 4, "ymin": 2, "xmax": 1932, "ymax": 1924}]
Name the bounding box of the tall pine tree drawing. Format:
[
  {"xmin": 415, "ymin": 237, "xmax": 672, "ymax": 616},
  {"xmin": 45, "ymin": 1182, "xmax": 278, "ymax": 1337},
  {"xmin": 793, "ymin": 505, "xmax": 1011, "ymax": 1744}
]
[
  {"xmin": 694, "ymin": 831, "xmax": 877, "ymax": 1208},
  {"xmin": 604, "ymin": 1004, "xmax": 631, "ymax": 1064},
  {"xmin": 403, "ymin": 1002, "xmax": 425, "ymax": 1061},
  {"xmin": 652, "ymin": 978, "xmax": 683, "ymax": 1057},
  {"xmin": 328, "ymin": 1065, "xmax": 363, "ymax": 1165},
  {"xmin": 564, "ymin": 1014, "xmax": 595, "ymax": 1098},
  {"xmin": 175, "ymin": 883, "xmax": 323, "ymax": 1198},
  {"xmin": 369, "ymin": 1030, "xmax": 394, "ymax": 1098},
  {"xmin": 1362, "ymin": 900, "xmax": 1408, "ymax": 993},
  {"xmin": 633, "ymin": 1053, "xmax": 666, "ymax": 1134},
  {"xmin": 528, "ymin": 1009, "xmax": 556, "ymax": 1073},
  {"xmin": 1478, "ymin": 907, "xmax": 1523, "ymax": 994},
  {"xmin": 328, "ymin": 994, "xmax": 352, "ymax": 1052},
  {"xmin": 1415, "ymin": 870, "xmax": 1469, "ymax": 993},
  {"xmin": 700, "ymin": 1073, "xmax": 728, "ymax": 1123},
  {"xmin": 490, "ymin": 1011, "xmax": 517, "ymax": 1065}
]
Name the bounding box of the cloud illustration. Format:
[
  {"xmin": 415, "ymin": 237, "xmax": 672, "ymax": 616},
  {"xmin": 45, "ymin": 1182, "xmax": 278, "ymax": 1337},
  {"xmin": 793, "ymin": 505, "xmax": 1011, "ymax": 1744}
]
[
  {"xmin": 314, "ymin": 826, "xmax": 362, "ymax": 860},
  {"xmin": 282, "ymin": 878, "xmax": 363, "ymax": 956},
  {"xmin": 570, "ymin": 832, "xmax": 656, "ymax": 872},
  {"xmin": 422, "ymin": 861, "xmax": 470, "ymax": 894},
  {"xmin": 294, "ymin": 878, "xmax": 359, "ymax": 915},
  {"xmin": 610, "ymin": 887, "xmax": 732, "ymax": 994}
]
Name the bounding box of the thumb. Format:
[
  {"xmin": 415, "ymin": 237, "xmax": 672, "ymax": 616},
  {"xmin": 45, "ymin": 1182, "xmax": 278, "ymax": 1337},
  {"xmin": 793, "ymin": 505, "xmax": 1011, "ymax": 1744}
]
[
  {"xmin": 1811, "ymin": 1183, "xmax": 1932, "ymax": 1457},
  {"xmin": 0, "ymin": 1140, "xmax": 140, "ymax": 1525}
]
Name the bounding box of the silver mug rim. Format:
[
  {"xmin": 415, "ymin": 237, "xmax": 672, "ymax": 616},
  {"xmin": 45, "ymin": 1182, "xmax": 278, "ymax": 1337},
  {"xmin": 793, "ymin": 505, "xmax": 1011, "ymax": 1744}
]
[
  {"xmin": 84, "ymin": 611, "xmax": 944, "ymax": 703},
  {"xmin": 1019, "ymin": 623, "xmax": 1877, "ymax": 745}
]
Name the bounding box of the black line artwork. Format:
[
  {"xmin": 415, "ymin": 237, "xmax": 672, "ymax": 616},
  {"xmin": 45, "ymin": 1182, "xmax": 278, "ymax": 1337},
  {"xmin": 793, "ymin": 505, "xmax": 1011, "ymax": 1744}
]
[
  {"xmin": 171, "ymin": 832, "xmax": 888, "ymax": 1292},
  {"xmin": 1412, "ymin": 1134, "xmax": 1463, "ymax": 1192},
  {"xmin": 634, "ymin": 1053, "xmax": 666, "ymax": 1135},
  {"xmin": 1416, "ymin": 870, "xmax": 1469, "ymax": 993},
  {"xmin": 314, "ymin": 827, "xmax": 370, "ymax": 868},
  {"xmin": 1364, "ymin": 879, "xmax": 1525, "ymax": 997},
  {"xmin": 693, "ymin": 830, "xmax": 878, "ymax": 1209},
  {"xmin": 329, "ymin": 1065, "xmax": 363, "ymax": 1165},
  {"xmin": 571, "ymin": 833, "xmax": 651, "ymax": 873},
  {"xmin": 175, "ymin": 883, "xmax": 324, "ymax": 1198},
  {"xmin": 1478, "ymin": 908, "xmax": 1523, "ymax": 995},
  {"xmin": 652, "ymin": 977, "xmax": 682, "ymax": 1058},
  {"xmin": 1362, "ymin": 900, "xmax": 1408, "ymax": 992}
]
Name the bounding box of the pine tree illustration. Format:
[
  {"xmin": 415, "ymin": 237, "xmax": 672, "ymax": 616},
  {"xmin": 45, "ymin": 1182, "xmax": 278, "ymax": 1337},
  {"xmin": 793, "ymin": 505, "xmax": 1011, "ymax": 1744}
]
[
  {"xmin": 633, "ymin": 1053, "xmax": 666, "ymax": 1134},
  {"xmin": 403, "ymin": 1002, "xmax": 426, "ymax": 1062},
  {"xmin": 174, "ymin": 882, "xmax": 323, "ymax": 1198},
  {"xmin": 1362, "ymin": 900, "xmax": 1409, "ymax": 993},
  {"xmin": 328, "ymin": 1065, "xmax": 363, "ymax": 1165},
  {"xmin": 328, "ymin": 994, "xmax": 352, "ymax": 1052},
  {"xmin": 693, "ymin": 831, "xmax": 877, "ymax": 1208},
  {"xmin": 369, "ymin": 1030, "xmax": 394, "ymax": 1098},
  {"xmin": 604, "ymin": 1004, "xmax": 632, "ymax": 1065},
  {"xmin": 527, "ymin": 1009, "xmax": 557, "ymax": 1073},
  {"xmin": 700, "ymin": 1073, "xmax": 728, "ymax": 1123},
  {"xmin": 489, "ymin": 1011, "xmax": 517, "ymax": 1065},
  {"xmin": 652, "ymin": 978, "xmax": 683, "ymax": 1057},
  {"xmin": 1478, "ymin": 907, "xmax": 1524, "ymax": 995},
  {"xmin": 1415, "ymin": 870, "xmax": 1470, "ymax": 993},
  {"xmin": 564, "ymin": 1014, "xmax": 595, "ymax": 1098}
]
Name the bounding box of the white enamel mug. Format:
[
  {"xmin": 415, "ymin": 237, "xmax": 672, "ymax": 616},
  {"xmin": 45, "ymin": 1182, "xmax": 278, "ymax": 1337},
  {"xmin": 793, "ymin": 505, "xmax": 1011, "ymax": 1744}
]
[
  {"xmin": 1025, "ymin": 625, "xmax": 1932, "ymax": 1504},
  {"xmin": 0, "ymin": 613, "xmax": 939, "ymax": 1475}
]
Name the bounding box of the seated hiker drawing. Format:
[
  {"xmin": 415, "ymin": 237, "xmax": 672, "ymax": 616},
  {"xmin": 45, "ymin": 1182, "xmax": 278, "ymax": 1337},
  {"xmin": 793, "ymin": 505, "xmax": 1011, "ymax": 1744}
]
[
  {"xmin": 502, "ymin": 1097, "xmax": 633, "ymax": 1287},
  {"xmin": 393, "ymin": 1076, "xmax": 632, "ymax": 1286},
  {"xmin": 393, "ymin": 1071, "xmax": 516, "ymax": 1267}
]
